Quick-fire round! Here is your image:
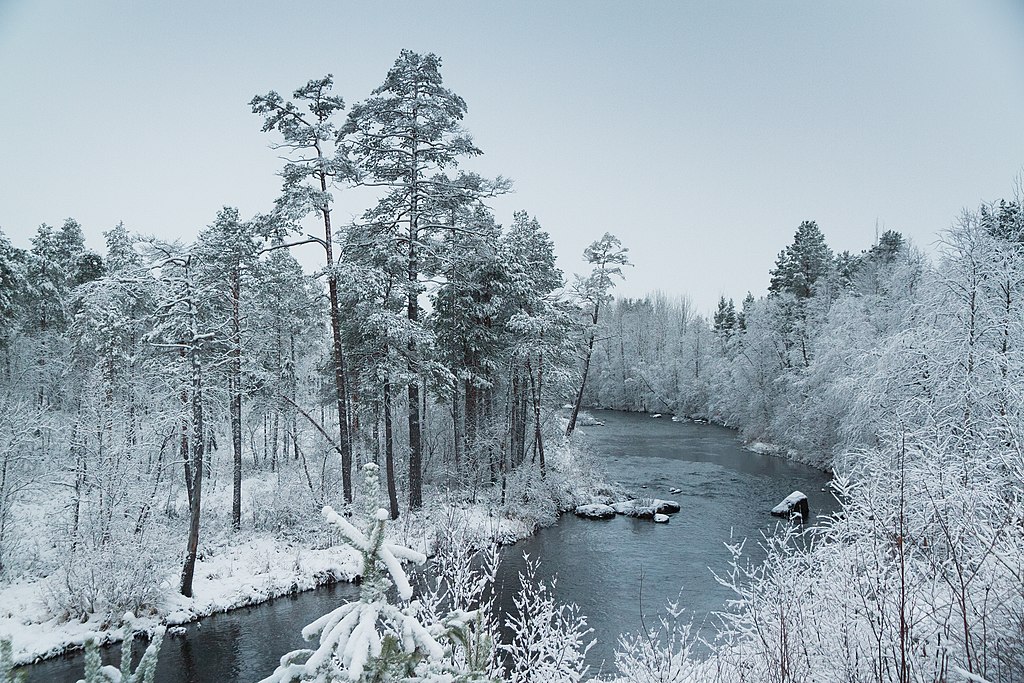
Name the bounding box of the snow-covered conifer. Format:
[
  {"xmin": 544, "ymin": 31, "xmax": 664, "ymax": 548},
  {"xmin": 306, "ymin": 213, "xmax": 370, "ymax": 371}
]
[{"xmin": 261, "ymin": 463, "xmax": 494, "ymax": 683}]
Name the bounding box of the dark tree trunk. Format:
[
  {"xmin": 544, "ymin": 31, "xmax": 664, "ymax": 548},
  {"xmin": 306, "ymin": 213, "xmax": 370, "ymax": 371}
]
[
  {"xmin": 180, "ymin": 344, "xmax": 204, "ymax": 598},
  {"xmin": 407, "ymin": 171, "xmax": 423, "ymax": 509},
  {"xmin": 526, "ymin": 355, "xmax": 546, "ymax": 475},
  {"xmin": 566, "ymin": 304, "xmax": 600, "ymax": 437},
  {"xmin": 383, "ymin": 381, "xmax": 399, "ymax": 520},
  {"xmin": 321, "ymin": 175, "xmax": 353, "ymax": 503}
]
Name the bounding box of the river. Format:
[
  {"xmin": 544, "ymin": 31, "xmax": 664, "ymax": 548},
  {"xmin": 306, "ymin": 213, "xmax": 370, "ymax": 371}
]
[{"xmin": 21, "ymin": 410, "xmax": 833, "ymax": 682}]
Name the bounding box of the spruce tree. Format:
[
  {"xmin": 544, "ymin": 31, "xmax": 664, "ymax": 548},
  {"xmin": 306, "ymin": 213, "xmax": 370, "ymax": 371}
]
[{"xmin": 768, "ymin": 220, "xmax": 833, "ymax": 299}]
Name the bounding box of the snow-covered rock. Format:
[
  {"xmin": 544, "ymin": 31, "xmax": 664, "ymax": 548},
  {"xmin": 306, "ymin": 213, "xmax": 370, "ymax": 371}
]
[
  {"xmin": 611, "ymin": 499, "xmax": 681, "ymax": 518},
  {"xmin": 653, "ymin": 514, "xmax": 670, "ymax": 523},
  {"xmin": 771, "ymin": 491, "xmax": 809, "ymax": 521},
  {"xmin": 668, "ymin": 487, "xmax": 682, "ymax": 494},
  {"xmin": 573, "ymin": 504, "xmax": 616, "ymax": 520},
  {"xmin": 670, "ymin": 415, "xmax": 686, "ymax": 422},
  {"xmin": 650, "ymin": 413, "xmax": 662, "ymax": 418}
]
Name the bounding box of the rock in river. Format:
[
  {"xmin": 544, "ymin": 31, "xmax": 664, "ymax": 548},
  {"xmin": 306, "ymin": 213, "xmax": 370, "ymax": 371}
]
[
  {"xmin": 653, "ymin": 513, "xmax": 670, "ymax": 523},
  {"xmin": 611, "ymin": 499, "xmax": 681, "ymax": 518},
  {"xmin": 771, "ymin": 490, "xmax": 809, "ymax": 522},
  {"xmin": 574, "ymin": 503, "xmax": 617, "ymax": 519}
]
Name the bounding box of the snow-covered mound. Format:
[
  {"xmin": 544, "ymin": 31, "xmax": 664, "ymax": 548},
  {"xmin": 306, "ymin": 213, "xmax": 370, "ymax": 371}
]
[
  {"xmin": 611, "ymin": 499, "xmax": 681, "ymax": 518},
  {"xmin": 575, "ymin": 411, "xmax": 605, "ymax": 427},
  {"xmin": 653, "ymin": 514, "xmax": 670, "ymax": 523},
  {"xmin": 574, "ymin": 503, "xmax": 616, "ymax": 519}
]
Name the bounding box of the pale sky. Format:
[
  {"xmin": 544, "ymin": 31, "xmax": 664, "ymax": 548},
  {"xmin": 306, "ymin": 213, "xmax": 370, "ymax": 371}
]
[{"xmin": 1, "ymin": 1, "xmax": 1023, "ymax": 313}]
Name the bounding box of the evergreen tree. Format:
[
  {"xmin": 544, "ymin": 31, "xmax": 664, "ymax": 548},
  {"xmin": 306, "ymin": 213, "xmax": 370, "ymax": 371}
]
[
  {"xmin": 343, "ymin": 51, "xmax": 482, "ymax": 509},
  {"xmin": 252, "ymin": 75, "xmax": 357, "ymax": 504},
  {"xmin": 260, "ymin": 463, "xmax": 493, "ymax": 682},
  {"xmin": 768, "ymin": 220, "xmax": 833, "ymax": 299},
  {"xmin": 194, "ymin": 207, "xmax": 261, "ymax": 531},
  {"xmin": 712, "ymin": 296, "xmax": 737, "ymax": 335},
  {"xmin": 0, "ymin": 231, "xmax": 25, "ymax": 350}
]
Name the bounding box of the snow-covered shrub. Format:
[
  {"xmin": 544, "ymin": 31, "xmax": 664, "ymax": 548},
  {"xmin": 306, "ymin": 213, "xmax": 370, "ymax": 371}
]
[
  {"xmin": 0, "ymin": 637, "xmax": 25, "ymax": 683},
  {"xmin": 45, "ymin": 536, "xmax": 164, "ymax": 622},
  {"xmin": 415, "ymin": 516, "xmax": 502, "ymax": 679},
  {"xmin": 76, "ymin": 616, "xmax": 164, "ymax": 683},
  {"xmin": 500, "ymin": 556, "xmax": 593, "ymax": 683},
  {"xmin": 611, "ymin": 600, "xmax": 703, "ymax": 683},
  {"xmin": 246, "ymin": 469, "xmax": 322, "ymax": 533}
]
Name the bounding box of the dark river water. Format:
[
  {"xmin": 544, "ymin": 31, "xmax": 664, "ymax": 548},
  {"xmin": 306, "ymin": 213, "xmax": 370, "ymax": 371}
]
[{"xmin": 21, "ymin": 410, "xmax": 833, "ymax": 682}]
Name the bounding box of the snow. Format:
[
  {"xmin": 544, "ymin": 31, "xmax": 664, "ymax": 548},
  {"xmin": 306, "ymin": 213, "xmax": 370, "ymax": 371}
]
[
  {"xmin": 745, "ymin": 441, "xmax": 782, "ymax": 456},
  {"xmin": 610, "ymin": 499, "xmax": 681, "ymax": 518},
  {"xmin": 0, "ymin": 532, "xmax": 361, "ymax": 666},
  {"xmin": 770, "ymin": 490, "xmax": 808, "ymax": 517},
  {"xmin": 653, "ymin": 514, "xmax": 669, "ymax": 523},
  {"xmin": 573, "ymin": 504, "xmax": 616, "ymax": 519}
]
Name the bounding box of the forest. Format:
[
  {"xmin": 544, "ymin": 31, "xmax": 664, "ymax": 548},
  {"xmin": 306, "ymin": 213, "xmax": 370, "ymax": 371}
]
[{"xmin": 0, "ymin": 49, "xmax": 1022, "ymax": 683}]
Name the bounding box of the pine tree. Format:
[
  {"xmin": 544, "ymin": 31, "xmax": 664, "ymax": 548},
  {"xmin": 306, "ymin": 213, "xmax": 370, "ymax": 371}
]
[
  {"xmin": 260, "ymin": 463, "xmax": 494, "ymax": 682},
  {"xmin": 76, "ymin": 620, "xmax": 164, "ymax": 683},
  {"xmin": 343, "ymin": 51, "xmax": 482, "ymax": 509},
  {"xmin": 194, "ymin": 207, "xmax": 261, "ymax": 531},
  {"xmin": 713, "ymin": 296, "xmax": 737, "ymax": 335},
  {"xmin": 0, "ymin": 231, "xmax": 25, "ymax": 350},
  {"xmin": 252, "ymin": 75, "xmax": 357, "ymax": 503}
]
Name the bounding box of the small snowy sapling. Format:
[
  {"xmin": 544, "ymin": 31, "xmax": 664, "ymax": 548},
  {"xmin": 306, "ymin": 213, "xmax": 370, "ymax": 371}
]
[{"xmin": 260, "ymin": 463, "xmax": 494, "ymax": 682}]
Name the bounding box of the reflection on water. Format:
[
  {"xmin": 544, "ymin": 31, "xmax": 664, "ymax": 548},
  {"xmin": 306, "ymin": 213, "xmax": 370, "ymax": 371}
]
[{"xmin": 21, "ymin": 410, "xmax": 832, "ymax": 682}]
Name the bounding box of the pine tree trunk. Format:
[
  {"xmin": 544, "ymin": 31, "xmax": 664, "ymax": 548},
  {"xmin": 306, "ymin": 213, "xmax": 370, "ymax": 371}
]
[
  {"xmin": 383, "ymin": 381, "xmax": 399, "ymax": 520},
  {"xmin": 526, "ymin": 355, "xmax": 546, "ymax": 475},
  {"xmin": 451, "ymin": 377, "xmax": 462, "ymax": 472},
  {"xmin": 406, "ymin": 144, "xmax": 423, "ymax": 509},
  {"xmin": 567, "ymin": 302, "xmax": 600, "ymax": 436},
  {"xmin": 321, "ymin": 176, "xmax": 353, "ymax": 503}
]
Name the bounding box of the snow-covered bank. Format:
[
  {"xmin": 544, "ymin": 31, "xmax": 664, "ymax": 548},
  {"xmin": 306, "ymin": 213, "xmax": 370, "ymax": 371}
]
[
  {"xmin": 1, "ymin": 441, "xmax": 607, "ymax": 667},
  {"xmin": 0, "ymin": 532, "xmax": 360, "ymax": 665}
]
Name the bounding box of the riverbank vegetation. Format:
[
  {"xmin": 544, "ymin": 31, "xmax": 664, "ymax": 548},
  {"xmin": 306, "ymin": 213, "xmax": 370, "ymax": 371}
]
[
  {"xmin": 0, "ymin": 51, "xmax": 615, "ymax": 666},
  {"xmin": 584, "ymin": 194, "xmax": 1024, "ymax": 681}
]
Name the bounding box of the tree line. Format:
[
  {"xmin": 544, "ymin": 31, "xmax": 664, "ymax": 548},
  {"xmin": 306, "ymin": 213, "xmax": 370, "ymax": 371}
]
[
  {"xmin": 584, "ymin": 199, "xmax": 1024, "ymax": 681},
  {"xmin": 0, "ymin": 51, "xmax": 624, "ymax": 605}
]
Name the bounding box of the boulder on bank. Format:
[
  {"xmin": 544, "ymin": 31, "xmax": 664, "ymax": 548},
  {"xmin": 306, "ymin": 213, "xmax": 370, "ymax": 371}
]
[
  {"xmin": 612, "ymin": 499, "xmax": 681, "ymax": 518},
  {"xmin": 574, "ymin": 503, "xmax": 616, "ymax": 520},
  {"xmin": 771, "ymin": 491, "xmax": 809, "ymax": 522},
  {"xmin": 653, "ymin": 513, "xmax": 670, "ymax": 523},
  {"xmin": 575, "ymin": 410, "xmax": 605, "ymax": 427}
]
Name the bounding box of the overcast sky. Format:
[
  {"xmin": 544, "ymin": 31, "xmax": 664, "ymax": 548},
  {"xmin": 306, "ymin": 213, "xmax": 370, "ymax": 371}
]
[{"xmin": 1, "ymin": 1, "xmax": 1023, "ymax": 313}]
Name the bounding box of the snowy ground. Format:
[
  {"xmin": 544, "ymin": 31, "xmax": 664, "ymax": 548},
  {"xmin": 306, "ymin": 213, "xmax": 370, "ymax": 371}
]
[{"xmin": 0, "ymin": 444, "xmax": 603, "ymax": 665}]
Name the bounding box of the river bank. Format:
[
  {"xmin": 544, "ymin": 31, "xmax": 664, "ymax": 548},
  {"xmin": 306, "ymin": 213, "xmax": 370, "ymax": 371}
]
[
  {"xmin": 591, "ymin": 405, "xmax": 835, "ymax": 473},
  {"xmin": 3, "ymin": 437, "xmax": 609, "ymax": 668}
]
